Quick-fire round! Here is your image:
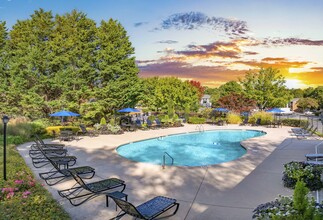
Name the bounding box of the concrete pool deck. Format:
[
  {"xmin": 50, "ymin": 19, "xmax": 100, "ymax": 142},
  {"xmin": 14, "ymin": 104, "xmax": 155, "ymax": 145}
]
[{"xmin": 17, "ymin": 124, "xmax": 323, "ymax": 220}]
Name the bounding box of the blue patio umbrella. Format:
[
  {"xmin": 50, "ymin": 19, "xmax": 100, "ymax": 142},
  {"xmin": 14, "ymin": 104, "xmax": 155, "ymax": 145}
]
[
  {"xmin": 50, "ymin": 110, "xmax": 80, "ymax": 117},
  {"xmin": 213, "ymin": 107, "xmax": 229, "ymax": 112},
  {"xmin": 117, "ymin": 107, "xmax": 140, "ymax": 113},
  {"xmin": 50, "ymin": 110, "xmax": 80, "ymax": 123},
  {"xmin": 266, "ymin": 108, "xmax": 284, "ymax": 121},
  {"xmin": 266, "ymin": 108, "xmax": 284, "ymax": 113}
]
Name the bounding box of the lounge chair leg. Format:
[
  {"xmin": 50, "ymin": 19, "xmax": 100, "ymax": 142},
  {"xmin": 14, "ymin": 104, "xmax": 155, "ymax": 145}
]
[
  {"xmin": 173, "ymin": 203, "xmax": 180, "ymax": 215},
  {"xmin": 109, "ymin": 211, "xmax": 126, "ymax": 220}
]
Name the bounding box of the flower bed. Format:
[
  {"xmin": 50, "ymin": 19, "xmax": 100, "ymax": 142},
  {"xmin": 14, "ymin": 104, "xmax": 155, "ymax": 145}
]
[{"xmin": 282, "ymin": 161, "xmax": 323, "ymax": 191}]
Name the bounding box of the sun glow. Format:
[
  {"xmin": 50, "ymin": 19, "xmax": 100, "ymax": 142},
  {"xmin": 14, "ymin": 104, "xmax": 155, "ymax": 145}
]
[{"xmin": 284, "ymin": 79, "xmax": 308, "ymax": 89}]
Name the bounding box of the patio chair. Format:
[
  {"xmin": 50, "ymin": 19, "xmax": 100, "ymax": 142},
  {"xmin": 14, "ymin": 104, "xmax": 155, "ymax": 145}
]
[
  {"xmin": 58, "ymin": 170, "xmax": 126, "ymax": 206},
  {"xmin": 31, "ymin": 134, "xmax": 65, "ymax": 151},
  {"xmin": 292, "ymin": 125, "xmax": 313, "ymax": 135},
  {"xmin": 296, "ymin": 127, "xmax": 318, "ymax": 139},
  {"xmin": 239, "ymin": 117, "xmax": 249, "ymax": 126},
  {"xmin": 29, "ymin": 144, "xmax": 68, "ymax": 159},
  {"xmin": 135, "ymin": 119, "xmax": 147, "ymax": 130},
  {"xmin": 30, "ymin": 142, "xmax": 76, "ymax": 168},
  {"xmin": 110, "ymin": 196, "xmax": 179, "ymax": 220},
  {"xmin": 79, "ymin": 124, "xmax": 98, "ymax": 137},
  {"xmin": 39, "ymin": 150, "xmax": 94, "ymax": 186},
  {"xmin": 253, "ymin": 118, "xmax": 261, "ymax": 126},
  {"xmin": 146, "ymin": 119, "xmax": 156, "ymax": 129},
  {"xmin": 305, "ymin": 153, "xmax": 323, "ymax": 161},
  {"xmin": 155, "ymin": 119, "xmax": 162, "ymax": 129}
]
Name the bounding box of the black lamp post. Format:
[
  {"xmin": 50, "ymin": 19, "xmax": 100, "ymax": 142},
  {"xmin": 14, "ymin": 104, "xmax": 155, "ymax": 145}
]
[{"xmin": 2, "ymin": 115, "xmax": 9, "ymax": 181}]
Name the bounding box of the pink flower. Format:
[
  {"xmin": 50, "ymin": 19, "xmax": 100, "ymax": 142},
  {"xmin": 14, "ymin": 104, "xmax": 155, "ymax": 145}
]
[
  {"xmin": 14, "ymin": 180, "xmax": 24, "ymax": 184},
  {"xmin": 6, "ymin": 192, "xmax": 14, "ymax": 199},
  {"xmin": 28, "ymin": 181, "xmax": 35, "ymax": 187},
  {"xmin": 22, "ymin": 191, "xmax": 31, "ymax": 198}
]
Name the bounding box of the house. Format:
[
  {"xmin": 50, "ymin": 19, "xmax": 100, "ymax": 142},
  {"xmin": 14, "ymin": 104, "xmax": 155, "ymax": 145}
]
[
  {"xmin": 289, "ymin": 98, "xmax": 300, "ymax": 111},
  {"xmin": 200, "ymin": 94, "xmax": 212, "ymax": 108}
]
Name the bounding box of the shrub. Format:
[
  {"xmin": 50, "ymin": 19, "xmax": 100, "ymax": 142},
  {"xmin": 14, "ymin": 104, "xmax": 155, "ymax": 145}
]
[
  {"xmin": 282, "ymin": 161, "xmax": 323, "ymax": 191},
  {"xmin": 199, "ymin": 108, "xmax": 213, "ymax": 119},
  {"xmin": 253, "ymin": 181, "xmax": 323, "ymax": 219},
  {"xmin": 100, "ymin": 117, "xmax": 107, "ymax": 125},
  {"xmin": 281, "ymin": 119, "xmax": 308, "ymax": 127},
  {"xmin": 45, "ymin": 126, "xmax": 79, "ymax": 136},
  {"xmin": 107, "ymin": 124, "xmax": 123, "ymax": 134},
  {"xmin": 249, "ymin": 111, "xmax": 273, "ymax": 125},
  {"xmin": 188, "ymin": 117, "xmax": 206, "ymax": 124},
  {"xmin": 226, "ymin": 113, "xmax": 242, "ymax": 124}
]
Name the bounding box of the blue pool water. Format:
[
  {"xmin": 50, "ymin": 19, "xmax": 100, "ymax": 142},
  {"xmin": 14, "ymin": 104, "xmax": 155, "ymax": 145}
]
[{"xmin": 117, "ymin": 130, "xmax": 266, "ymax": 167}]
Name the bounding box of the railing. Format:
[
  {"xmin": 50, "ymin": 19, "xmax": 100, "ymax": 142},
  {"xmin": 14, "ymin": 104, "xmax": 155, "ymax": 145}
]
[
  {"xmin": 162, "ymin": 152, "xmax": 174, "ymax": 169},
  {"xmin": 195, "ymin": 124, "xmax": 204, "ymax": 132}
]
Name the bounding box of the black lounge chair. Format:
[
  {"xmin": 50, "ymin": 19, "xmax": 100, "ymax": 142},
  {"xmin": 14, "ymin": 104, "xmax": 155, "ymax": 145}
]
[
  {"xmin": 240, "ymin": 117, "xmax": 249, "ymax": 126},
  {"xmin": 32, "ymin": 152, "xmax": 77, "ymax": 168},
  {"xmin": 58, "ymin": 170, "xmax": 125, "ymax": 206},
  {"xmin": 295, "ymin": 127, "xmax": 318, "ymax": 139},
  {"xmin": 135, "ymin": 119, "xmax": 147, "ymax": 130},
  {"xmin": 30, "ymin": 143, "xmax": 76, "ymax": 168},
  {"xmin": 253, "ymin": 118, "xmax": 261, "ymax": 126},
  {"xmin": 39, "ymin": 150, "xmax": 94, "ymax": 186},
  {"xmin": 292, "ymin": 125, "xmax": 313, "ymax": 134},
  {"xmin": 146, "ymin": 119, "xmax": 156, "ymax": 129},
  {"xmin": 79, "ymin": 124, "xmax": 98, "ymax": 137},
  {"xmin": 29, "ymin": 145, "xmax": 67, "ymax": 159},
  {"xmin": 305, "ymin": 153, "xmax": 323, "ymax": 161},
  {"xmin": 155, "ymin": 119, "xmax": 162, "ymax": 129},
  {"xmin": 110, "ymin": 196, "xmax": 179, "ymax": 220},
  {"xmin": 31, "ymin": 134, "xmax": 65, "ymax": 150}
]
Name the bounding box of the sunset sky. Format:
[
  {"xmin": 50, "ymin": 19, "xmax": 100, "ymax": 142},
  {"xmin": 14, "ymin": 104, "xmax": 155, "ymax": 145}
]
[{"xmin": 1, "ymin": 0, "xmax": 323, "ymax": 88}]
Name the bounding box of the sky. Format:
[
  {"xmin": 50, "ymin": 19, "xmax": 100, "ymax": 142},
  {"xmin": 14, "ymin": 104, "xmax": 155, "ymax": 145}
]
[{"xmin": 1, "ymin": 0, "xmax": 323, "ymax": 89}]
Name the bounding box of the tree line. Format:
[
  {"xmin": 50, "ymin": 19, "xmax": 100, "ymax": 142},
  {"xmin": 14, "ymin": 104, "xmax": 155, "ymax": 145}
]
[{"xmin": 0, "ymin": 9, "xmax": 322, "ymax": 124}]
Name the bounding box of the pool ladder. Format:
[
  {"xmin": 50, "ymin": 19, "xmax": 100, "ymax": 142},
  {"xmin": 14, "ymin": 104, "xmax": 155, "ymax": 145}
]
[
  {"xmin": 162, "ymin": 152, "xmax": 174, "ymax": 169},
  {"xmin": 195, "ymin": 124, "xmax": 204, "ymax": 132}
]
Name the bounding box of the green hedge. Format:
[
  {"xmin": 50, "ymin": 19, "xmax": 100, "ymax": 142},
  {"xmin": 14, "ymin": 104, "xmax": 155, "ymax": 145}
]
[
  {"xmin": 188, "ymin": 117, "xmax": 206, "ymax": 124},
  {"xmin": 281, "ymin": 119, "xmax": 308, "ymax": 127}
]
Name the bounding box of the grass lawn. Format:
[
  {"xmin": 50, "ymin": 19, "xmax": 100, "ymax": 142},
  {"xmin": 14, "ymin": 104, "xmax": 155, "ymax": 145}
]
[{"xmin": 0, "ymin": 137, "xmax": 70, "ymax": 220}]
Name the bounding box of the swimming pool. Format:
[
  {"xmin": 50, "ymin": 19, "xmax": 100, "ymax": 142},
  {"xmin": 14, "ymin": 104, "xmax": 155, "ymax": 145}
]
[{"xmin": 117, "ymin": 130, "xmax": 266, "ymax": 167}]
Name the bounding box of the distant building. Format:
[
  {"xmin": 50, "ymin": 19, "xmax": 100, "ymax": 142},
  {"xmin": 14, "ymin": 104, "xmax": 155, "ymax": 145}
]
[
  {"xmin": 289, "ymin": 98, "xmax": 300, "ymax": 111},
  {"xmin": 200, "ymin": 94, "xmax": 212, "ymax": 108}
]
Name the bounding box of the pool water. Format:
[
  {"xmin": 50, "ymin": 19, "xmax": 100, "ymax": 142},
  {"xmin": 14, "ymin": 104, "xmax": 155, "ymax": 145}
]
[{"xmin": 117, "ymin": 130, "xmax": 266, "ymax": 167}]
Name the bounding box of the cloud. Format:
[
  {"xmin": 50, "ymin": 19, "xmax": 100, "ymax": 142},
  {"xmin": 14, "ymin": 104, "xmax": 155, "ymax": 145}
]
[
  {"xmin": 246, "ymin": 37, "xmax": 323, "ymax": 47},
  {"xmin": 269, "ymin": 38, "xmax": 323, "ymax": 46},
  {"xmin": 243, "ymin": 51, "xmax": 258, "ymax": 55},
  {"xmin": 167, "ymin": 41, "xmax": 243, "ymax": 59},
  {"xmin": 237, "ymin": 59, "xmax": 309, "ymax": 69},
  {"xmin": 156, "ymin": 40, "xmax": 178, "ymax": 44},
  {"xmin": 138, "ymin": 61, "xmax": 246, "ymax": 87},
  {"xmin": 157, "ymin": 12, "xmax": 249, "ymax": 37},
  {"xmin": 134, "ymin": 22, "xmax": 148, "ymax": 27}
]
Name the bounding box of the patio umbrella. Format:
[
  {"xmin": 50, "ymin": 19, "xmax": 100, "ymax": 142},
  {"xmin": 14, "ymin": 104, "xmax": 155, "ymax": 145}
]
[
  {"xmin": 50, "ymin": 110, "xmax": 81, "ymax": 117},
  {"xmin": 213, "ymin": 107, "xmax": 229, "ymax": 112},
  {"xmin": 266, "ymin": 108, "xmax": 284, "ymax": 121},
  {"xmin": 117, "ymin": 107, "xmax": 140, "ymax": 113},
  {"xmin": 49, "ymin": 110, "xmax": 80, "ymax": 123},
  {"xmin": 266, "ymin": 108, "xmax": 284, "ymax": 113}
]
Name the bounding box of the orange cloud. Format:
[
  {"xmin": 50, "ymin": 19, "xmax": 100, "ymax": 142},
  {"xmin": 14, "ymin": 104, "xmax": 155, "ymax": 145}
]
[{"xmin": 139, "ymin": 61, "xmax": 247, "ymax": 87}]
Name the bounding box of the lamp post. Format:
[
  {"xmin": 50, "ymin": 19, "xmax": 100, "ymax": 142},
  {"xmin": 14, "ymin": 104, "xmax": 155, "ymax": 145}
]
[{"xmin": 2, "ymin": 115, "xmax": 9, "ymax": 181}]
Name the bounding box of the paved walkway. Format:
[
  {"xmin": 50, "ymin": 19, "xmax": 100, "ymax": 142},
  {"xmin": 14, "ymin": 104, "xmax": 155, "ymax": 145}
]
[{"xmin": 17, "ymin": 124, "xmax": 323, "ymax": 220}]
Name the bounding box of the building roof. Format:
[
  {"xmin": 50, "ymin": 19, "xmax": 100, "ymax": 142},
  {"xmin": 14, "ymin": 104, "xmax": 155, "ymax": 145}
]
[{"xmin": 202, "ymin": 94, "xmax": 211, "ymax": 99}]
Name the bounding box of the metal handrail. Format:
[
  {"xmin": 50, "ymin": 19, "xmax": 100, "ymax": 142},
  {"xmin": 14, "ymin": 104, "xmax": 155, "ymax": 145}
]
[
  {"xmin": 195, "ymin": 124, "xmax": 204, "ymax": 132},
  {"xmin": 162, "ymin": 152, "xmax": 174, "ymax": 169}
]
